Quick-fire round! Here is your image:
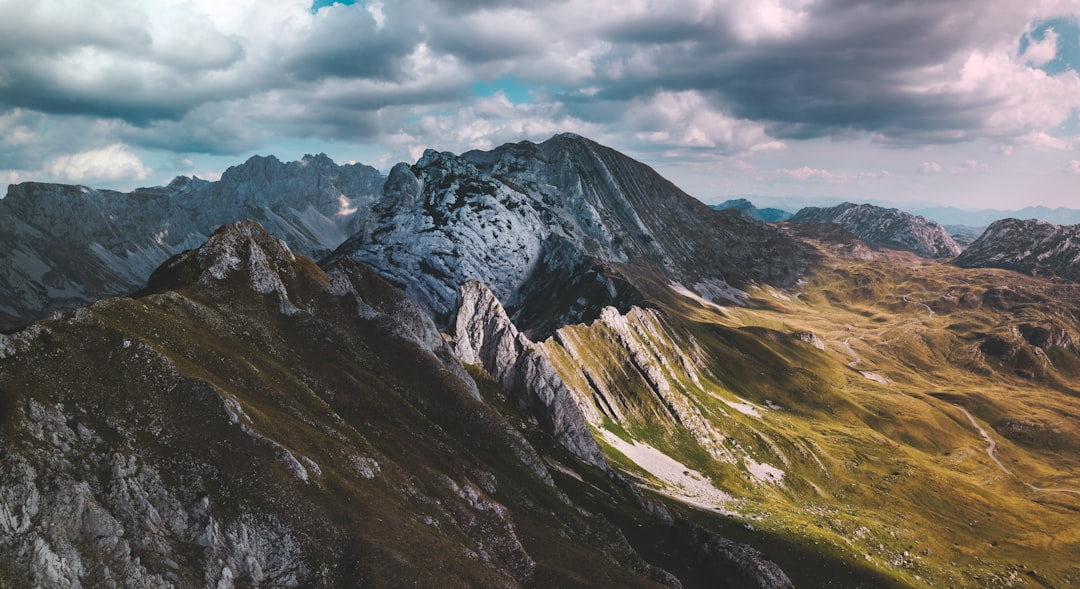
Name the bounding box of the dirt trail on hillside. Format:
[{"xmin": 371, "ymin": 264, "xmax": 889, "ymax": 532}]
[{"xmin": 954, "ymin": 405, "xmax": 1080, "ymax": 497}]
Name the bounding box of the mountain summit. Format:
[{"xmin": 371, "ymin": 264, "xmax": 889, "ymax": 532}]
[
  {"xmin": 789, "ymin": 202, "xmax": 961, "ymax": 258},
  {"xmin": 954, "ymin": 218, "xmax": 1080, "ymax": 282},
  {"xmin": 328, "ymin": 133, "xmax": 817, "ymax": 336}
]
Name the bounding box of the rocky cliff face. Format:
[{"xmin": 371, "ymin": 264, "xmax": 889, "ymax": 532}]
[
  {"xmin": 0, "ymin": 154, "xmax": 382, "ymax": 331},
  {"xmin": 0, "ymin": 221, "xmax": 794, "ymax": 588},
  {"xmin": 954, "ymin": 218, "xmax": 1080, "ymax": 282},
  {"xmin": 789, "ymin": 202, "xmax": 961, "ymax": 258},
  {"xmin": 451, "ymin": 280, "xmax": 606, "ymax": 467},
  {"xmin": 328, "ymin": 134, "xmax": 817, "ymax": 337}
]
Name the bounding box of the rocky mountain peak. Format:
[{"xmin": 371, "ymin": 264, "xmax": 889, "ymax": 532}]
[
  {"xmin": 194, "ymin": 219, "xmax": 297, "ymax": 283},
  {"xmin": 300, "ymin": 152, "xmax": 337, "ymax": 168},
  {"xmin": 140, "ymin": 220, "xmax": 314, "ymax": 316},
  {"xmin": 381, "ymin": 162, "xmax": 424, "ymax": 210},
  {"xmin": 334, "ymin": 133, "xmax": 817, "ymax": 337},
  {"xmin": 954, "ymin": 218, "xmax": 1080, "ymax": 282},
  {"xmin": 164, "ymin": 174, "xmax": 211, "ymax": 194},
  {"xmin": 789, "ymin": 202, "xmax": 961, "ymax": 258}
]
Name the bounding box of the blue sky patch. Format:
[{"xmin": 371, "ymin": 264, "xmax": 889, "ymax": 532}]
[
  {"xmin": 1020, "ymin": 18, "xmax": 1080, "ymax": 75},
  {"xmin": 471, "ymin": 78, "xmax": 536, "ymax": 104},
  {"xmin": 311, "ymin": 0, "xmax": 356, "ymax": 13}
]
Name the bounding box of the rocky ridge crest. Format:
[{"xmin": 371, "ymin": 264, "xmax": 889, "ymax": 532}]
[
  {"xmin": 954, "ymin": 218, "xmax": 1080, "ymax": 282},
  {"xmin": 1, "ymin": 221, "xmax": 795, "ymax": 588},
  {"xmin": 452, "ymin": 280, "xmax": 606, "ymax": 467},
  {"xmin": 789, "ymin": 202, "xmax": 961, "ymax": 258}
]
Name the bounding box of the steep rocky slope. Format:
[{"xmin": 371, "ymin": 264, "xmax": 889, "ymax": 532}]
[
  {"xmin": 0, "ymin": 221, "xmax": 796, "ymax": 588},
  {"xmin": 711, "ymin": 199, "xmax": 793, "ymax": 222},
  {"xmin": 789, "ymin": 203, "xmax": 961, "ymax": 258},
  {"xmin": 0, "ymin": 154, "xmax": 382, "ymax": 331},
  {"xmin": 954, "ymin": 218, "xmax": 1080, "ymax": 282},
  {"xmin": 328, "ymin": 134, "xmax": 817, "ymax": 337}
]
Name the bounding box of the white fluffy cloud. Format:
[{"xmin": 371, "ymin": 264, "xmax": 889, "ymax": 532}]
[
  {"xmin": 622, "ymin": 90, "xmax": 785, "ymax": 154},
  {"xmin": 45, "ymin": 145, "xmax": 152, "ymax": 184},
  {"xmin": 1023, "ymin": 27, "xmax": 1060, "ymax": 66},
  {"xmin": 778, "ymin": 166, "xmax": 888, "ymax": 183}
]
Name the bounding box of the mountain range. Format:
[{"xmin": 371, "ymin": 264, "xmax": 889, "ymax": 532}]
[
  {"xmin": 2, "ymin": 134, "xmax": 1080, "ymax": 588},
  {"xmin": 1, "ymin": 220, "xmax": 797, "ymax": 587},
  {"xmin": 327, "ymin": 134, "xmax": 815, "ymax": 337},
  {"xmin": 0, "ymin": 154, "xmax": 382, "ymax": 331},
  {"xmin": 717, "ymin": 195, "xmax": 1080, "ymax": 227}
]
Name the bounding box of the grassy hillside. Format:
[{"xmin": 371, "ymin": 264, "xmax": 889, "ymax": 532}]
[{"xmin": 542, "ymin": 250, "xmax": 1080, "ymax": 588}]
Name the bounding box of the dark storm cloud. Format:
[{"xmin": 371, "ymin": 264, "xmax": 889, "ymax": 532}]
[
  {"xmin": 0, "ymin": 0, "xmax": 464, "ymax": 159},
  {"xmin": 580, "ymin": 0, "xmax": 1071, "ymax": 144},
  {"xmin": 2, "ymin": 0, "xmax": 1077, "ymax": 188},
  {"xmin": 0, "ymin": 69, "xmax": 202, "ymax": 125},
  {"xmin": 426, "ymin": 24, "xmax": 542, "ymax": 63},
  {"xmin": 0, "ymin": 9, "xmax": 256, "ymax": 136},
  {"xmin": 286, "ymin": 4, "xmax": 423, "ymax": 82}
]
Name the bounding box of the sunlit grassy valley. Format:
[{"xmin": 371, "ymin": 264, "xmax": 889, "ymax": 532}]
[{"xmin": 537, "ymin": 241, "xmax": 1080, "ymax": 588}]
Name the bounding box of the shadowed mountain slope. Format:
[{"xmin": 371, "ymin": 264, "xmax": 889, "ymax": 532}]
[{"xmin": 0, "ymin": 221, "xmax": 795, "ymax": 588}]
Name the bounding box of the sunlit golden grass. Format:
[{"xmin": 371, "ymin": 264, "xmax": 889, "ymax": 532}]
[{"xmin": 550, "ymin": 249, "xmax": 1080, "ymax": 588}]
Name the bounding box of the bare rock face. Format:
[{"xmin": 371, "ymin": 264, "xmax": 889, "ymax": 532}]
[
  {"xmin": 452, "ymin": 280, "xmax": 606, "ymax": 467},
  {"xmin": 0, "ymin": 154, "xmax": 383, "ymax": 331},
  {"xmin": 790, "ymin": 202, "xmax": 961, "ymax": 258},
  {"xmin": 330, "ymin": 133, "xmax": 817, "ymax": 337},
  {"xmin": 954, "ymin": 218, "xmax": 1080, "ymax": 282}
]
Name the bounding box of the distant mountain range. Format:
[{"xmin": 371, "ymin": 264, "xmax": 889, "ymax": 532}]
[
  {"xmin": 709, "ymin": 198, "xmax": 793, "ymax": 222},
  {"xmin": 912, "ymin": 205, "xmax": 1080, "ymax": 227},
  {"xmin": 714, "ymin": 195, "xmax": 1080, "ymax": 227},
  {"xmin": 0, "ymin": 154, "xmax": 381, "ymax": 330}
]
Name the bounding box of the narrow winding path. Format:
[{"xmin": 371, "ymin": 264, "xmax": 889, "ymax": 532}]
[
  {"xmin": 901, "ymin": 294, "xmax": 935, "ymax": 319},
  {"xmin": 954, "ymin": 405, "xmax": 1011, "ymax": 476},
  {"xmin": 954, "ymin": 405, "xmax": 1080, "ymax": 497}
]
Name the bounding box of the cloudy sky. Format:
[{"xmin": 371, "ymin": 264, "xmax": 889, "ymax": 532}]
[{"xmin": 1, "ymin": 0, "xmax": 1079, "ymax": 209}]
